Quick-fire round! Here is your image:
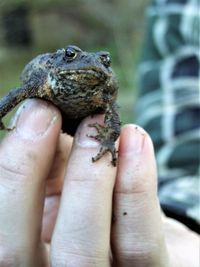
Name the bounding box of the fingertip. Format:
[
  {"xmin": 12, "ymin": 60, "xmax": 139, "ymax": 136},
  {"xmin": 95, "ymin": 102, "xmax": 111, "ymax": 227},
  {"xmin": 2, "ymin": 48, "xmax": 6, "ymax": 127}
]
[
  {"xmin": 116, "ymin": 123, "xmax": 157, "ymax": 194},
  {"xmin": 9, "ymin": 99, "xmax": 62, "ymax": 141},
  {"xmin": 119, "ymin": 124, "xmax": 155, "ymax": 157},
  {"xmin": 0, "ymin": 99, "xmax": 62, "ymax": 184},
  {"xmin": 74, "ymin": 114, "xmax": 104, "ymax": 148},
  {"xmin": 72, "ymin": 114, "xmax": 119, "ymax": 168}
]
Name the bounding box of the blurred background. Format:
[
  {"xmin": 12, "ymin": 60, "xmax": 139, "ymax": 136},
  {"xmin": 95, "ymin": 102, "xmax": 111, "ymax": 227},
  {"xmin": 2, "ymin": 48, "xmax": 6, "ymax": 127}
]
[{"xmin": 0, "ymin": 0, "xmax": 149, "ymax": 138}]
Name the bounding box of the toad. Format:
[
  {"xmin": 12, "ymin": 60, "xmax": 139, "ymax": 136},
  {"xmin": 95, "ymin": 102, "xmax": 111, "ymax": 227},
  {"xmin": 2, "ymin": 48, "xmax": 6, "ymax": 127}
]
[{"xmin": 0, "ymin": 45, "xmax": 120, "ymax": 166}]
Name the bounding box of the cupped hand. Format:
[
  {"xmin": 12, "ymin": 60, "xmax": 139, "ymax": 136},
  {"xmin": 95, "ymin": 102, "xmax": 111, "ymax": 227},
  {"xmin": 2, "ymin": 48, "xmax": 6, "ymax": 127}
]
[{"xmin": 0, "ymin": 99, "xmax": 198, "ymax": 267}]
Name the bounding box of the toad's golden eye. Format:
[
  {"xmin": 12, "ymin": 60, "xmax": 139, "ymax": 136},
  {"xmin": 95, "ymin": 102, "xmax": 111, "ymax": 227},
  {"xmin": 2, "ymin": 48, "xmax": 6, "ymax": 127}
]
[{"xmin": 64, "ymin": 47, "xmax": 77, "ymax": 60}]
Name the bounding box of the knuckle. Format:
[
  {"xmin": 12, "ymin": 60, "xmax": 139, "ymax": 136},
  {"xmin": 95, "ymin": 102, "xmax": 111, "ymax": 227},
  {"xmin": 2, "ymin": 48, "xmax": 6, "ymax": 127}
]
[
  {"xmin": 0, "ymin": 162, "xmax": 27, "ymax": 188},
  {"xmin": 51, "ymin": 249, "xmax": 108, "ymax": 267},
  {"xmin": 117, "ymin": 241, "xmax": 162, "ymax": 264},
  {"xmin": 0, "ymin": 162, "xmax": 26, "ymax": 180}
]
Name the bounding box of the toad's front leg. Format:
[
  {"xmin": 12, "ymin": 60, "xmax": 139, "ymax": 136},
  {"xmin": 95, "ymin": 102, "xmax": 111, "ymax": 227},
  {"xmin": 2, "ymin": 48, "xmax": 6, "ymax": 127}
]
[
  {"xmin": 0, "ymin": 87, "xmax": 26, "ymax": 131},
  {"xmin": 88, "ymin": 102, "xmax": 120, "ymax": 166},
  {"xmin": 0, "ymin": 74, "xmax": 48, "ymax": 131}
]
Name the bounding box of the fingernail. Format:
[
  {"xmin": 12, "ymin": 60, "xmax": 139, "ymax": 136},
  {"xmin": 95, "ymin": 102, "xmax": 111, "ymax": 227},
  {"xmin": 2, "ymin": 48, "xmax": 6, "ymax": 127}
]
[
  {"xmin": 12, "ymin": 99, "xmax": 59, "ymax": 139},
  {"xmin": 120, "ymin": 125, "xmax": 146, "ymax": 155},
  {"xmin": 76, "ymin": 115, "xmax": 104, "ymax": 147}
]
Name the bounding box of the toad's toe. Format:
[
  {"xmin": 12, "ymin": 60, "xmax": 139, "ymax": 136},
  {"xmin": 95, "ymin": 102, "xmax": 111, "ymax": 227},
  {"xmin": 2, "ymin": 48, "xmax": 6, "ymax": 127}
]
[
  {"xmin": 88, "ymin": 122, "xmax": 117, "ymax": 166},
  {"xmin": 92, "ymin": 144, "xmax": 117, "ymax": 166}
]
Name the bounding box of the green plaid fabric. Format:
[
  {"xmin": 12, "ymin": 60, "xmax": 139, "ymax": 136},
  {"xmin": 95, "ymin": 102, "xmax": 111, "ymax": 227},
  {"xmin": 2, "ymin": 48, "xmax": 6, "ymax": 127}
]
[{"xmin": 136, "ymin": 0, "xmax": 200, "ymax": 228}]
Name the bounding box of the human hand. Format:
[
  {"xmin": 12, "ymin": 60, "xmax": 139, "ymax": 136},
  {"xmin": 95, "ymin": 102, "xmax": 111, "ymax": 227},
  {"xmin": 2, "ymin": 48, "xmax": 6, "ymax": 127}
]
[{"xmin": 0, "ymin": 99, "xmax": 199, "ymax": 267}]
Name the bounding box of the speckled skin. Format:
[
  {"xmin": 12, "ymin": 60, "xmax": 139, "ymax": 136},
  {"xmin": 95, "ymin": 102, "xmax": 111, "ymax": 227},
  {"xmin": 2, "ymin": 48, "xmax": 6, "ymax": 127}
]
[{"xmin": 0, "ymin": 45, "xmax": 120, "ymax": 165}]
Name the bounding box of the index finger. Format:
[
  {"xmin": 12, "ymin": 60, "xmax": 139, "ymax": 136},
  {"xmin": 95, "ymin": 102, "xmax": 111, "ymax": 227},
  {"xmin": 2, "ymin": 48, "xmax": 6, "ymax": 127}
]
[{"xmin": 51, "ymin": 115, "xmax": 118, "ymax": 267}]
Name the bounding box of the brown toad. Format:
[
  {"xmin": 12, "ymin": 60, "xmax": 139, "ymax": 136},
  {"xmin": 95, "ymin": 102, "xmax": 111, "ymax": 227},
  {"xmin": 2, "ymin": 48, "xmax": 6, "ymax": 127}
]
[{"xmin": 0, "ymin": 45, "xmax": 120, "ymax": 165}]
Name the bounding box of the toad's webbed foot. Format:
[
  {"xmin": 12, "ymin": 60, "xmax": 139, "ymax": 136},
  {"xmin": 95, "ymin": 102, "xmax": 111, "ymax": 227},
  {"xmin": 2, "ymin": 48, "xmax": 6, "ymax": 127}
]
[{"xmin": 88, "ymin": 122, "xmax": 117, "ymax": 166}]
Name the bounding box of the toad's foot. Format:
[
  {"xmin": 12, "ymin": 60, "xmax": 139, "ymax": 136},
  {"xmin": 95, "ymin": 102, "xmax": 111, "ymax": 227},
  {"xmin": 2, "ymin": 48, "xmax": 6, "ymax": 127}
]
[{"xmin": 88, "ymin": 122, "xmax": 117, "ymax": 166}]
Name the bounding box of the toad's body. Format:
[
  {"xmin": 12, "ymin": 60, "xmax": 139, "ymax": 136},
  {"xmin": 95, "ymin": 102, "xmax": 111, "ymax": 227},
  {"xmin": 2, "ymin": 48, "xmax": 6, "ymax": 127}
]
[{"xmin": 0, "ymin": 45, "xmax": 120, "ymax": 165}]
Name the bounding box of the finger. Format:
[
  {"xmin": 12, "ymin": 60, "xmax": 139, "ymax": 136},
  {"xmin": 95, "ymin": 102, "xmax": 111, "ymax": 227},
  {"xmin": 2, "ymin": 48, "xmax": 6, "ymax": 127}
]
[
  {"xmin": 112, "ymin": 125, "xmax": 169, "ymax": 267},
  {"xmin": 45, "ymin": 133, "xmax": 73, "ymax": 196},
  {"xmin": 163, "ymin": 215, "xmax": 199, "ymax": 267},
  {"xmin": 42, "ymin": 195, "xmax": 61, "ymax": 244},
  {"xmin": 42, "ymin": 134, "xmax": 73, "ymax": 243},
  {"xmin": 0, "ymin": 99, "xmax": 61, "ymax": 266},
  {"xmin": 51, "ymin": 115, "xmax": 118, "ymax": 267}
]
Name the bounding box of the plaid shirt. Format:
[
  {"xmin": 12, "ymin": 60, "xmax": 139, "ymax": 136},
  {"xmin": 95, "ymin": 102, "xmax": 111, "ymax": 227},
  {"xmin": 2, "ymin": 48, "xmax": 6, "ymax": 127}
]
[{"xmin": 136, "ymin": 0, "xmax": 200, "ymax": 229}]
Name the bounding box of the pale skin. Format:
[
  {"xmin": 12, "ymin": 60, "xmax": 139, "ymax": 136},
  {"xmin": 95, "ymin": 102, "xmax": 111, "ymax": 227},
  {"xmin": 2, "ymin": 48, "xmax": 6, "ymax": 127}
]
[{"xmin": 0, "ymin": 99, "xmax": 199, "ymax": 267}]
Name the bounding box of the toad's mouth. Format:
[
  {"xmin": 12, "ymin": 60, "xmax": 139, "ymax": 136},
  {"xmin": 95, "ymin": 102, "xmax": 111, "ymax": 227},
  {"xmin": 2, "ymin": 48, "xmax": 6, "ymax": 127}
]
[
  {"xmin": 58, "ymin": 68, "xmax": 117, "ymax": 91},
  {"xmin": 58, "ymin": 68, "xmax": 112, "ymax": 81}
]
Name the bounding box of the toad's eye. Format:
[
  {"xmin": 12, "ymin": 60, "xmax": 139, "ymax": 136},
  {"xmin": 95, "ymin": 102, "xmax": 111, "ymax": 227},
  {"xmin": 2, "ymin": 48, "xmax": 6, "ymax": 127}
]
[{"xmin": 64, "ymin": 47, "xmax": 77, "ymax": 60}]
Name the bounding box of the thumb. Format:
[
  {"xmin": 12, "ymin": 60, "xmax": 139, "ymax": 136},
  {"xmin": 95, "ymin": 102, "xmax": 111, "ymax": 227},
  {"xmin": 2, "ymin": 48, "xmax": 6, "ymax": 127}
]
[{"xmin": 0, "ymin": 99, "xmax": 61, "ymax": 265}]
